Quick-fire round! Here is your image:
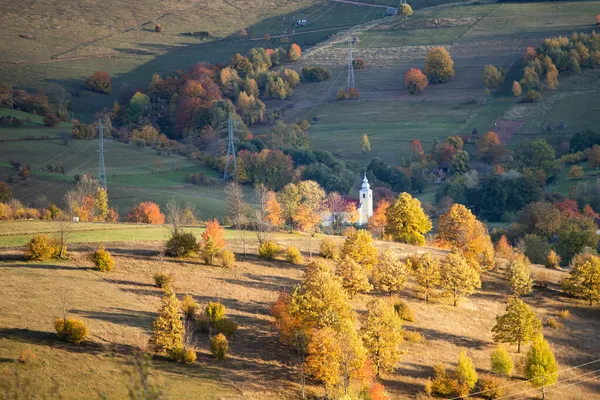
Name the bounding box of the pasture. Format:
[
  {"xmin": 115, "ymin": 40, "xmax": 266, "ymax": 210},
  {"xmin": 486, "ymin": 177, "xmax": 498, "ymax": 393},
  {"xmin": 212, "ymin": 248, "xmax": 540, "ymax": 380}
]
[
  {"xmin": 1, "ymin": 220, "xmax": 600, "ymax": 398},
  {"xmin": 285, "ymin": 1, "xmax": 600, "ymax": 165}
]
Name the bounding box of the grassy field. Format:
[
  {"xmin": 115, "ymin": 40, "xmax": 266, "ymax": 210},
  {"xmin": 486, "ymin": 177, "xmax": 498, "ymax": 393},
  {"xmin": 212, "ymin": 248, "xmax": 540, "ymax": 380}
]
[
  {"xmin": 285, "ymin": 1, "xmax": 600, "ymax": 166},
  {"xmin": 1, "ymin": 221, "xmax": 599, "ymax": 398}
]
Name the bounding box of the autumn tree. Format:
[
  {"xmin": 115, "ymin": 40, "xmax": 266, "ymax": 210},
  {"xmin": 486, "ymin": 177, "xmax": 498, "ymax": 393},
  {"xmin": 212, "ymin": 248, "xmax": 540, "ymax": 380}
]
[
  {"xmin": 407, "ymin": 252, "xmax": 441, "ymax": 303},
  {"xmin": 492, "ymin": 296, "xmax": 542, "ymax": 353},
  {"xmin": 305, "ymin": 327, "xmax": 343, "ymax": 395},
  {"xmin": 0, "ymin": 180, "xmax": 11, "ymax": 203},
  {"xmin": 361, "ymin": 133, "xmax": 371, "ymax": 153},
  {"xmin": 512, "ymin": 81, "xmax": 523, "ymax": 97},
  {"xmin": 561, "ymin": 252, "xmax": 600, "ymax": 305},
  {"xmin": 373, "ymin": 249, "xmax": 408, "ymax": 296},
  {"xmin": 337, "ymin": 319, "xmax": 367, "ymax": 395},
  {"xmin": 337, "ymin": 256, "xmax": 373, "ymax": 298},
  {"xmin": 525, "ymin": 334, "xmax": 558, "ymax": 387},
  {"xmin": 342, "ymin": 230, "xmax": 379, "ymax": 272},
  {"xmin": 436, "ymin": 203, "xmax": 494, "ymax": 271},
  {"xmin": 384, "ymin": 192, "xmax": 432, "ymax": 245},
  {"xmin": 410, "ymin": 139, "xmax": 424, "ymax": 161},
  {"xmin": 520, "ymin": 65, "xmax": 540, "ymax": 90},
  {"xmin": 202, "ymin": 219, "xmax": 226, "ymax": 249},
  {"xmin": 368, "ymin": 199, "xmax": 389, "ymax": 238},
  {"xmin": 127, "ymin": 202, "xmax": 165, "ymax": 224},
  {"xmin": 546, "ymin": 63, "xmax": 559, "ymax": 90},
  {"xmin": 495, "ymin": 235, "xmax": 513, "ymax": 259},
  {"xmin": 477, "ymin": 131, "xmax": 505, "ymax": 163},
  {"xmin": 456, "ymin": 350, "xmax": 478, "ymax": 396},
  {"xmin": 404, "ymin": 68, "xmax": 428, "ymax": 93},
  {"xmin": 505, "ymin": 253, "xmax": 533, "ymax": 296},
  {"xmin": 265, "ymin": 191, "xmax": 284, "ymax": 228},
  {"xmin": 440, "ymin": 250, "xmax": 481, "ymax": 306},
  {"xmin": 85, "ymin": 71, "xmax": 112, "ymax": 94},
  {"xmin": 450, "ymin": 150, "xmax": 470, "ymax": 175},
  {"xmin": 361, "ymin": 299, "xmax": 403, "ymax": 377},
  {"xmin": 518, "ymin": 202, "xmax": 562, "ymax": 238},
  {"xmin": 399, "ymin": 3, "xmax": 413, "ymax": 17},
  {"xmin": 491, "ymin": 345, "xmax": 514, "ymax": 377},
  {"xmin": 425, "ymin": 47, "xmax": 455, "ymax": 83},
  {"xmin": 148, "ymin": 289, "xmax": 184, "ymax": 358},
  {"xmin": 569, "ymin": 165, "xmax": 584, "ymax": 179},
  {"xmin": 482, "ymin": 65, "xmax": 505, "ymax": 89},
  {"xmin": 288, "ymin": 43, "xmax": 302, "ymax": 62}
]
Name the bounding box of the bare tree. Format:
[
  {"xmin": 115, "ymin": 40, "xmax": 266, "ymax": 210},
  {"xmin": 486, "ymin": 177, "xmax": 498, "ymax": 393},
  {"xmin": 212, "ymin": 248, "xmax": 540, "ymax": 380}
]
[
  {"xmin": 126, "ymin": 351, "xmax": 165, "ymax": 400},
  {"xmin": 253, "ymin": 183, "xmax": 271, "ymax": 244},
  {"xmin": 325, "ymin": 192, "xmax": 348, "ymax": 234},
  {"xmin": 58, "ymin": 285, "xmax": 71, "ymax": 323},
  {"xmin": 55, "ymin": 216, "xmax": 73, "ymax": 259},
  {"xmin": 224, "ymin": 182, "xmax": 248, "ymax": 229},
  {"xmin": 165, "ymin": 199, "xmax": 183, "ymax": 235}
]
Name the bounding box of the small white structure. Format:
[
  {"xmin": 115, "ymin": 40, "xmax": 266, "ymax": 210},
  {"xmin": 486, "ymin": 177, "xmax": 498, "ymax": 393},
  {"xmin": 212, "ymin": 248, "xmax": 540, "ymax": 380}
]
[
  {"xmin": 72, "ymin": 216, "xmax": 80, "ymax": 223},
  {"xmin": 296, "ymin": 19, "xmax": 307, "ymax": 26},
  {"xmin": 358, "ymin": 173, "xmax": 373, "ymax": 225}
]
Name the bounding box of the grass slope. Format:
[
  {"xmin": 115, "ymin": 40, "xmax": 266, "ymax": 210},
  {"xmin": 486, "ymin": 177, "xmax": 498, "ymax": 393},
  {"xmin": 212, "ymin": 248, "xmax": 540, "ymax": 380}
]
[{"xmin": 1, "ymin": 222, "xmax": 599, "ymax": 398}]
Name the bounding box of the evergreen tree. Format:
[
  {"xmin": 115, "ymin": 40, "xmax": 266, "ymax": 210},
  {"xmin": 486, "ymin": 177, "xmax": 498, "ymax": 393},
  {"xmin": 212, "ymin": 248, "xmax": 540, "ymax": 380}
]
[
  {"xmin": 337, "ymin": 256, "xmax": 373, "ymax": 298},
  {"xmin": 492, "ymin": 296, "xmax": 542, "ymax": 353},
  {"xmin": 148, "ymin": 289, "xmax": 184, "ymax": 357},
  {"xmin": 525, "ymin": 334, "xmax": 558, "ymax": 387},
  {"xmin": 491, "ymin": 345, "xmax": 514, "ymax": 377},
  {"xmin": 373, "ymin": 249, "xmax": 408, "ymax": 296},
  {"xmin": 384, "ymin": 192, "xmax": 432, "ymax": 245},
  {"xmin": 361, "ymin": 299, "xmax": 403, "ymax": 377},
  {"xmin": 440, "ymin": 250, "xmax": 481, "ymax": 306}
]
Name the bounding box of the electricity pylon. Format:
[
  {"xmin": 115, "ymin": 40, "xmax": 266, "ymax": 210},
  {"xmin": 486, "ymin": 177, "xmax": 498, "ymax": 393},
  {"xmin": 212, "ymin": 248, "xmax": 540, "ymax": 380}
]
[
  {"xmin": 223, "ymin": 113, "xmax": 241, "ymax": 181},
  {"xmin": 347, "ymin": 36, "xmax": 355, "ymax": 90},
  {"xmin": 98, "ymin": 119, "xmax": 107, "ymax": 188}
]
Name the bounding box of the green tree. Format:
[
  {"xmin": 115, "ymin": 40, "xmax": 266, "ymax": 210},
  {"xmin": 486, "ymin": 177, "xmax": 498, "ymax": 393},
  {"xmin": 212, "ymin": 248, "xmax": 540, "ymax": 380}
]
[
  {"xmin": 492, "ymin": 296, "xmax": 542, "ymax": 353},
  {"xmin": 373, "ymin": 249, "xmax": 408, "ymax": 296},
  {"xmin": 525, "ymin": 334, "xmax": 558, "ymax": 387},
  {"xmin": 561, "ymin": 252, "xmax": 600, "ymax": 305},
  {"xmin": 127, "ymin": 92, "xmax": 150, "ymax": 123},
  {"xmin": 384, "ymin": 192, "xmax": 432, "ymax": 245},
  {"xmin": 505, "ymin": 253, "xmax": 533, "ymax": 296},
  {"xmin": 425, "ymin": 47, "xmax": 455, "ymax": 83},
  {"xmin": 491, "ymin": 345, "xmax": 514, "ymax": 377},
  {"xmin": 449, "ymin": 150, "xmax": 470, "ymax": 175},
  {"xmin": 148, "ymin": 289, "xmax": 184, "ymax": 357},
  {"xmin": 361, "ymin": 299, "xmax": 403, "ymax": 377},
  {"xmin": 519, "ymin": 202, "xmax": 562, "ymax": 238},
  {"xmin": 556, "ymin": 215, "xmax": 599, "ymax": 262},
  {"xmin": 440, "ymin": 250, "xmax": 481, "ymax": 306},
  {"xmin": 456, "ymin": 350, "xmax": 478, "ymax": 395},
  {"xmin": 482, "ymin": 65, "xmax": 505, "ymax": 89},
  {"xmin": 407, "ymin": 252, "xmax": 441, "ymax": 303},
  {"xmin": 341, "ymin": 230, "xmax": 379, "ymax": 272},
  {"xmin": 336, "ymin": 256, "xmax": 373, "ymax": 298}
]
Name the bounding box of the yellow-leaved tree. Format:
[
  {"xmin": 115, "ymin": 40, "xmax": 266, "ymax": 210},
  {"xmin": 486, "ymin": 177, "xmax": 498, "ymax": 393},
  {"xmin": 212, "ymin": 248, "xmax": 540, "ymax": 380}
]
[
  {"xmin": 148, "ymin": 289, "xmax": 184, "ymax": 359},
  {"xmin": 341, "ymin": 230, "xmax": 379, "ymax": 272},
  {"xmin": 384, "ymin": 192, "xmax": 432, "ymax": 245},
  {"xmin": 440, "ymin": 250, "xmax": 481, "ymax": 307}
]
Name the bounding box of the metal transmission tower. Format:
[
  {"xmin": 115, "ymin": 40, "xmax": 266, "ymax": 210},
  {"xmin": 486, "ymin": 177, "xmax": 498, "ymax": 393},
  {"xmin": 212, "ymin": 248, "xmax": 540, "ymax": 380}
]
[
  {"xmin": 98, "ymin": 119, "xmax": 107, "ymax": 188},
  {"xmin": 347, "ymin": 36, "xmax": 356, "ymax": 90},
  {"xmin": 223, "ymin": 113, "xmax": 241, "ymax": 181}
]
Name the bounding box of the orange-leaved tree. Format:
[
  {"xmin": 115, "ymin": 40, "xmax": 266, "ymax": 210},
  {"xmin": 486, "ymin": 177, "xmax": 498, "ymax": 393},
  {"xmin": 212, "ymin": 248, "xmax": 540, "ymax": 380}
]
[
  {"xmin": 202, "ymin": 219, "xmax": 226, "ymax": 249},
  {"xmin": 127, "ymin": 202, "xmax": 165, "ymax": 224},
  {"xmin": 404, "ymin": 68, "xmax": 428, "ymax": 94},
  {"xmin": 265, "ymin": 191, "xmax": 284, "ymax": 228},
  {"xmin": 368, "ymin": 199, "xmax": 390, "ymax": 238},
  {"xmin": 477, "ymin": 131, "xmax": 505, "ymax": 163},
  {"xmin": 288, "ymin": 43, "xmax": 302, "ymax": 62}
]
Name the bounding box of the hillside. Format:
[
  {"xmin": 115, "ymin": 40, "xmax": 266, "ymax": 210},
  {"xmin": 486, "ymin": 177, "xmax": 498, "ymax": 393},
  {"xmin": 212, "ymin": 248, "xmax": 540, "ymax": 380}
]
[{"xmin": 1, "ymin": 222, "xmax": 599, "ymax": 398}]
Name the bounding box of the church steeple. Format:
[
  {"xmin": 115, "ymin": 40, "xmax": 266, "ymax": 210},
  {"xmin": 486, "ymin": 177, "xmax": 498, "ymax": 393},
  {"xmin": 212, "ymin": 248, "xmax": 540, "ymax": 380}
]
[
  {"xmin": 361, "ymin": 172, "xmax": 370, "ymax": 190},
  {"xmin": 358, "ymin": 172, "xmax": 373, "ymax": 225}
]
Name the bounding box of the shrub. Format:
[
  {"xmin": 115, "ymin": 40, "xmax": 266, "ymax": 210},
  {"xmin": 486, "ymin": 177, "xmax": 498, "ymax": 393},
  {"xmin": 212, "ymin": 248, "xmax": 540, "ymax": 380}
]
[
  {"xmin": 545, "ymin": 250, "xmax": 561, "ymax": 269},
  {"xmin": 205, "ymin": 301, "xmax": 226, "ymax": 323},
  {"xmin": 89, "ymin": 244, "xmax": 114, "ymax": 272},
  {"xmin": 393, "ymin": 300, "xmax": 414, "ymax": 322},
  {"xmin": 404, "ymin": 330, "xmax": 425, "ymax": 343},
  {"xmin": 155, "ymin": 24, "xmax": 163, "ymax": 33},
  {"xmin": 211, "ymin": 333, "xmax": 229, "ymax": 359},
  {"xmin": 523, "ymin": 89, "xmax": 541, "ymax": 103},
  {"xmin": 404, "ymin": 68, "xmax": 428, "ymax": 94},
  {"xmin": 430, "ymin": 363, "xmax": 456, "ymax": 396},
  {"xmin": 285, "ymin": 245, "xmax": 303, "ymax": 264},
  {"xmin": 85, "ymin": 71, "xmax": 112, "ymax": 94},
  {"xmin": 182, "ymin": 347, "xmax": 196, "ymax": 363},
  {"xmin": 215, "ymin": 318, "xmax": 238, "ymax": 336},
  {"xmin": 301, "ymin": 66, "xmax": 331, "ymax": 82},
  {"xmin": 320, "ymin": 238, "xmax": 339, "ymax": 260},
  {"xmin": 288, "ymin": 43, "xmax": 302, "ymax": 61},
  {"xmin": 478, "ymin": 374, "xmax": 503, "ymax": 399},
  {"xmin": 545, "ymin": 317, "xmax": 562, "ymax": 329},
  {"xmin": 196, "ymin": 312, "xmax": 211, "ymax": 333},
  {"xmin": 181, "ymin": 294, "xmax": 199, "ymax": 320},
  {"xmin": 18, "ymin": 348, "xmax": 36, "ymax": 364},
  {"xmin": 556, "ymin": 309, "xmax": 571, "ymax": 319},
  {"xmin": 352, "ymin": 58, "xmax": 366, "ymax": 70},
  {"xmin": 25, "ymin": 235, "xmax": 56, "ymax": 261},
  {"xmin": 43, "ymin": 114, "xmax": 60, "ymax": 127},
  {"xmin": 490, "ymin": 345, "xmax": 513, "ymax": 377},
  {"xmin": 165, "ymin": 232, "xmax": 199, "ymax": 258},
  {"xmin": 220, "ymin": 249, "xmax": 235, "ymax": 268},
  {"xmin": 258, "ymin": 240, "xmax": 282, "ymax": 260},
  {"xmin": 54, "ymin": 317, "xmax": 88, "ymax": 343},
  {"xmin": 201, "ymin": 236, "xmax": 220, "ymax": 265},
  {"xmin": 153, "ymin": 272, "xmax": 173, "ymax": 289}
]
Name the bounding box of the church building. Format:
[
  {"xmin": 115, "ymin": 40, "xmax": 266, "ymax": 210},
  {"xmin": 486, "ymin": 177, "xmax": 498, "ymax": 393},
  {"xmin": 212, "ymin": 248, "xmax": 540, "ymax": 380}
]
[{"xmin": 321, "ymin": 173, "xmax": 373, "ymax": 227}]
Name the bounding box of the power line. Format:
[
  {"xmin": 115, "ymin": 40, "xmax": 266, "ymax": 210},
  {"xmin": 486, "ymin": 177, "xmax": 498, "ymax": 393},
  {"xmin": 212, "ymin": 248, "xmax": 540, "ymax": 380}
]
[{"xmin": 505, "ymin": 368, "xmax": 600, "ymax": 400}]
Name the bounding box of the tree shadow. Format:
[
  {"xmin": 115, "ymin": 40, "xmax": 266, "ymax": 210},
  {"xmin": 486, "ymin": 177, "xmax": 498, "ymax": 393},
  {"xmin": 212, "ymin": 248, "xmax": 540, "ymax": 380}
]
[
  {"xmin": 215, "ymin": 273, "xmax": 298, "ymax": 293},
  {"xmin": 0, "ymin": 263, "xmax": 84, "ymax": 271},
  {"xmin": 411, "ymin": 327, "xmax": 488, "ymax": 350},
  {"xmin": 105, "ymin": 278, "xmax": 156, "ymax": 288},
  {"xmin": 70, "ymin": 308, "xmax": 155, "ymax": 331}
]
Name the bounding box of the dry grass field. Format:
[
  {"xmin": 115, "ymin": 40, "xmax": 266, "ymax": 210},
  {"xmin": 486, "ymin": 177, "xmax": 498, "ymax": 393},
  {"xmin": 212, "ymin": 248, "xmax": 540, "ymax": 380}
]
[{"xmin": 1, "ymin": 222, "xmax": 599, "ymax": 399}]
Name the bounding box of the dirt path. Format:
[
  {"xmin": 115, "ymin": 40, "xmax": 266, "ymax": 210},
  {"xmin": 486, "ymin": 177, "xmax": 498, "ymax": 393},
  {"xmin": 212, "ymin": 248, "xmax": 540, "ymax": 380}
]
[{"xmin": 332, "ymin": 0, "xmax": 391, "ymax": 8}]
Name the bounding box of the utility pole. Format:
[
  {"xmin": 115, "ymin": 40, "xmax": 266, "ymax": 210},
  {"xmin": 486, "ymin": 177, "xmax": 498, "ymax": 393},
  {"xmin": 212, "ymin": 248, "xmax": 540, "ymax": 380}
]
[
  {"xmin": 223, "ymin": 113, "xmax": 240, "ymax": 181},
  {"xmin": 98, "ymin": 119, "xmax": 107, "ymax": 188},
  {"xmin": 347, "ymin": 36, "xmax": 355, "ymax": 90}
]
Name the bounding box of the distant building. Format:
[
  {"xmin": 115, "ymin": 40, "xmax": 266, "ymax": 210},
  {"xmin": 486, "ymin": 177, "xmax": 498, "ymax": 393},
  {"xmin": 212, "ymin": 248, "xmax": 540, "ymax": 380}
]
[
  {"xmin": 296, "ymin": 19, "xmax": 307, "ymax": 26},
  {"xmin": 322, "ymin": 174, "xmax": 373, "ymax": 227},
  {"xmin": 384, "ymin": 7, "xmax": 398, "ymax": 17}
]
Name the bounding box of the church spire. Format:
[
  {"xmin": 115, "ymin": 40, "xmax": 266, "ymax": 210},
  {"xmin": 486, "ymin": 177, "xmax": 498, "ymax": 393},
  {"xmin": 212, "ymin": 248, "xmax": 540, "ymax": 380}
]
[{"xmin": 361, "ymin": 172, "xmax": 370, "ymax": 189}]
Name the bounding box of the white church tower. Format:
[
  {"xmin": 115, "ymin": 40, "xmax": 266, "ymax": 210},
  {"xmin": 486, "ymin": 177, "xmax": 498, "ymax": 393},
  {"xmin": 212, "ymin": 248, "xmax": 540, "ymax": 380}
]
[{"xmin": 358, "ymin": 173, "xmax": 373, "ymax": 225}]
